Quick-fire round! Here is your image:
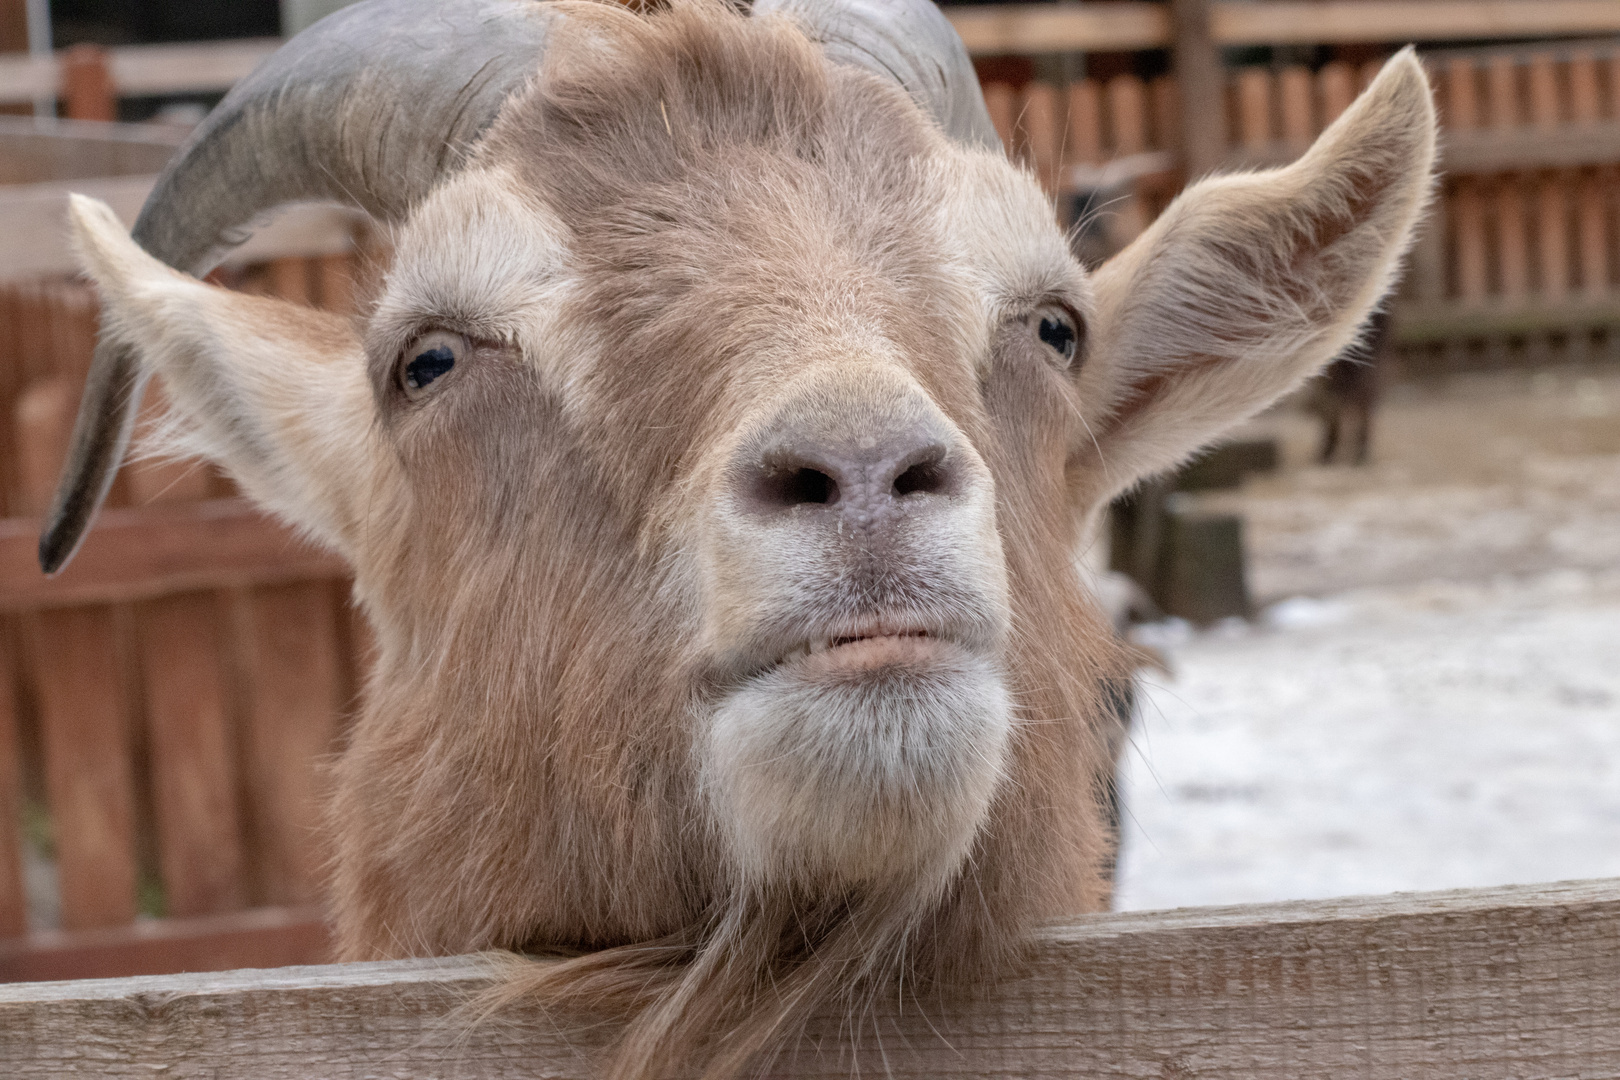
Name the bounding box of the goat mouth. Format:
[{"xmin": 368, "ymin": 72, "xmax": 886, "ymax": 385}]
[{"xmin": 771, "ymin": 628, "xmax": 954, "ymax": 676}]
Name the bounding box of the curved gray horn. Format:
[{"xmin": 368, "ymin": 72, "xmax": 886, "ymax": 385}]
[
  {"xmin": 40, "ymin": 0, "xmax": 552, "ymax": 573},
  {"xmin": 752, "ymin": 0, "xmax": 998, "ymax": 151}
]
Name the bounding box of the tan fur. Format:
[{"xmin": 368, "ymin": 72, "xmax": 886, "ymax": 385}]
[{"xmin": 67, "ymin": 3, "xmax": 1436, "ymax": 1076}]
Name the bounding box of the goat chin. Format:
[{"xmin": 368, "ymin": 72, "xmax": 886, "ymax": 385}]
[{"xmin": 700, "ymin": 647, "xmax": 1013, "ymax": 897}]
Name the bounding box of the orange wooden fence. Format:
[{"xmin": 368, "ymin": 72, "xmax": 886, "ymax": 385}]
[
  {"xmin": 0, "ymin": 255, "xmax": 371, "ymax": 981},
  {"xmin": 986, "ymin": 41, "xmax": 1620, "ymax": 369}
]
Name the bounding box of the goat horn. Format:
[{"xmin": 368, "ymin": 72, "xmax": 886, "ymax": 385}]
[
  {"xmin": 39, "ymin": 0, "xmax": 553, "ymax": 573},
  {"xmin": 752, "ymin": 0, "xmax": 999, "ymax": 151}
]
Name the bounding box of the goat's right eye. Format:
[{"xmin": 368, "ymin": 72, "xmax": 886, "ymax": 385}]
[{"xmin": 399, "ymin": 331, "xmax": 465, "ymax": 400}]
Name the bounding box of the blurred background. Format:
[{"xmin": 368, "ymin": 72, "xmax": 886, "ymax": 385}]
[{"xmin": 0, "ymin": 0, "xmax": 1615, "ymax": 980}]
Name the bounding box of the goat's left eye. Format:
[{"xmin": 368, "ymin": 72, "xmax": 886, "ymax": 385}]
[
  {"xmin": 399, "ymin": 330, "xmax": 466, "ymax": 400},
  {"xmin": 1033, "ymin": 306, "xmax": 1080, "ymax": 365}
]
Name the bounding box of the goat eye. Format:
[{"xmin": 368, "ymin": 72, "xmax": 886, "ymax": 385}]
[
  {"xmin": 1033, "ymin": 306, "xmax": 1080, "ymax": 365},
  {"xmin": 400, "ymin": 331, "xmax": 465, "ymax": 400}
]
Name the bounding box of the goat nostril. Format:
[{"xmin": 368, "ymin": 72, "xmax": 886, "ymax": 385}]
[
  {"xmin": 757, "ymin": 466, "xmax": 839, "ymax": 509},
  {"xmin": 893, "ymin": 457, "xmax": 950, "ymax": 498}
]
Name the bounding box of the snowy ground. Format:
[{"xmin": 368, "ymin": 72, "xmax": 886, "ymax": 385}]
[{"xmin": 1112, "ymin": 367, "xmax": 1620, "ymax": 911}]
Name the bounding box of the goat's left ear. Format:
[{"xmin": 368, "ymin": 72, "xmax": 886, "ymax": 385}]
[{"xmin": 1078, "ymin": 48, "xmax": 1435, "ymax": 499}]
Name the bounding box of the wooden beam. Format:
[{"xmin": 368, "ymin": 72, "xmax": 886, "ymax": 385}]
[
  {"xmin": 1393, "ymin": 296, "xmax": 1620, "ymax": 341},
  {"xmin": 1214, "ymin": 1, "xmax": 1620, "ymax": 47},
  {"xmin": 0, "ymin": 38, "xmax": 279, "ymax": 104},
  {"xmin": 0, "ymin": 905, "xmax": 329, "ymax": 983},
  {"xmin": 1172, "ymin": 0, "xmax": 1225, "ymax": 178},
  {"xmin": 0, "ymin": 173, "xmax": 364, "ymax": 282},
  {"xmin": 0, "ymin": 499, "xmax": 348, "ymax": 613},
  {"xmin": 947, "ymin": 2, "xmax": 1620, "ymax": 55},
  {"xmin": 946, "ymin": 3, "xmax": 1169, "ymax": 55},
  {"xmin": 1, "ymin": 879, "xmax": 1616, "ymax": 1076}
]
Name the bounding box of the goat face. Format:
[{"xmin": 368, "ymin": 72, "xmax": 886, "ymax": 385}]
[{"xmin": 60, "ymin": 0, "xmax": 1436, "ymax": 1073}]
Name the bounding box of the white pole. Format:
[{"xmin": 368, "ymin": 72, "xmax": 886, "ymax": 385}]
[{"xmin": 25, "ymin": 0, "xmax": 52, "ymax": 119}]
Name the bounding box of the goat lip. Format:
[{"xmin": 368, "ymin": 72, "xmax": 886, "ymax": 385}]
[{"xmin": 769, "ymin": 629, "xmax": 957, "ymax": 676}]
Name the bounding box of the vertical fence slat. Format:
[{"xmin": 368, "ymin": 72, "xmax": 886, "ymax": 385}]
[
  {"xmin": 134, "ymin": 592, "xmax": 248, "ymax": 918},
  {"xmin": 1149, "ymin": 75, "xmax": 1179, "ymax": 152},
  {"xmin": 1106, "ymin": 73, "xmax": 1148, "ymax": 156},
  {"xmin": 1527, "ymin": 52, "xmax": 1561, "ymax": 126},
  {"xmin": 1578, "ymin": 172, "xmax": 1611, "ymax": 297},
  {"xmin": 1445, "ymin": 56, "xmax": 1480, "ymax": 130},
  {"xmin": 1526, "ymin": 54, "xmax": 1570, "ymax": 301},
  {"xmin": 1484, "ymin": 57, "xmax": 1527, "ymax": 303},
  {"xmin": 26, "ymin": 606, "xmax": 137, "ymax": 930},
  {"xmin": 983, "ymin": 82, "xmax": 1017, "ymax": 159},
  {"xmin": 313, "ymin": 254, "xmax": 357, "ymax": 317},
  {"xmin": 1454, "ymin": 181, "xmax": 1489, "ymax": 304},
  {"xmin": 61, "ymin": 45, "xmax": 115, "ymax": 123},
  {"xmin": 1235, "ymin": 67, "xmax": 1271, "ymax": 151},
  {"xmin": 0, "ymin": 629, "xmax": 25, "ymax": 937},
  {"xmin": 125, "ymin": 392, "xmax": 249, "ymax": 921},
  {"xmin": 1319, "ymin": 61, "xmax": 1355, "ymax": 127},
  {"xmin": 1066, "ymin": 79, "xmax": 1103, "ymax": 164},
  {"xmin": 1278, "ymin": 65, "xmax": 1313, "ymax": 147},
  {"xmin": 1021, "ymin": 82, "xmax": 1062, "ymax": 194},
  {"xmin": 1569, "ymin": 49, "xmax": 1601, "ymax": 122},
  {"xmin": 234, "ymin": 583, "xmax": 341, "ymax": 907}
]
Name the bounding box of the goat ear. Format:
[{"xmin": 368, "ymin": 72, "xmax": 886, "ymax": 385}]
[
  {"xmin": 69, "ymin": 195, "xmax": 382, "ymax": 558},
  {"xmin": 1079, "ymin": 49, "xmax": 1435, "ymax": 499}
]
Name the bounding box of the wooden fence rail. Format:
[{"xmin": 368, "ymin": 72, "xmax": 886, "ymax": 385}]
[
  {"xmin": 2, "ymin": 878, "xmax": 1616, "ymax": 1077},
  {"xmin": 947, "ymin": 1, "xmax": 1620, "ymax": 55}
]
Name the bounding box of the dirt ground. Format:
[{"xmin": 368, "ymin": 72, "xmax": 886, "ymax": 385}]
[
  {"xmin": 1203, "ymin": 367, "xmax": 1620, "ymax": 602},
  {"xmin": 1114, "ymin": 366, "xmax": 1620, "ymax": 911}
]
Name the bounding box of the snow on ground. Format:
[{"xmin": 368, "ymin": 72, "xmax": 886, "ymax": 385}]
[{"xmin": 1111, "ymin": 368, "xmax": 1620, "ymax": 910}]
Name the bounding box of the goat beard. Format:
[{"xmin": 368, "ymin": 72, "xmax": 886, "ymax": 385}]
[{"xmin": 467, "ymin": 655, "xmax": 1018, "ymax": 1080}]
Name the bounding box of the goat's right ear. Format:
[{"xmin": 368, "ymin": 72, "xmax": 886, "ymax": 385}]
[
  {"xmin": 1076, "ymin": 49, "xmax": 1436, "ymax": 502},
  {"xmin": 69, "ymin": 194, "xmax": 384, "ymax": 558}
]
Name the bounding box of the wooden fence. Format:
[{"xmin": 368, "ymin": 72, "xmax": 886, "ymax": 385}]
[
  {"xmin": 0, "ymin": 248, "xmax": 372, "ymax": 980},
  {"xmin": 984, "ymin": 37, "xmax": 1620, "ymax": 370},
  {"xmin": 2, "ymin": 877, "xmax": 1617, "ymax": 1076},
  {"xmin": 0, "ymin": 0, "xmax": 1618, "ymax": 994}
]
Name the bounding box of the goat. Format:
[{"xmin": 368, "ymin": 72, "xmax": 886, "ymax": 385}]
[
  {"xmin": 43, "ymin": 1, "xmax": 1436, "ymax": 1074},
  {"xmin": 1308, "ymin": 308, "xmax": 1393, "ymax": 465}
]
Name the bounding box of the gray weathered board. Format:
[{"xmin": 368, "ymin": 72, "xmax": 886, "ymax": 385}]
[{"xmin": 2, "ymin": 878, "xmax": 1617, "ymax": 1077}]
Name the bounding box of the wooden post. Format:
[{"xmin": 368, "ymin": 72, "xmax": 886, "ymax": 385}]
[
  {"xmin": 1149, "ymin": 75, "xmax": 1179, "ymax": 152},
  {"xmin": 61, "ymin": 45, "xmax": 115, "ymax": 122},
  {"xmin": 1066, "ymin": 80, "xmax": 1104, "ymax": 164},
  {"xmin": 1170, "ymin": 0, "xmax": 1224, "ymax": 177}
]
